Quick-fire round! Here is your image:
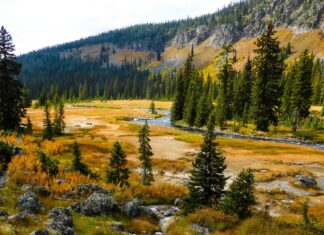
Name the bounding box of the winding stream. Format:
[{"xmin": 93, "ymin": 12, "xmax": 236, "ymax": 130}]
[{"xmin": 133, "ymin": 109, "xmax": 324, "ymax": 151}]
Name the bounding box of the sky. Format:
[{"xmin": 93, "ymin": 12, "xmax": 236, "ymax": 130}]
[{"xmin": 0, "ymin": 0, "xmax": 237, "ymax": 55}]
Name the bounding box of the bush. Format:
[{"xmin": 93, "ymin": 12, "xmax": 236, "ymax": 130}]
[
  {"xmin": 0, "ymin": 141, "xmax": 16, "ymax": 170},
  {"xmin": 302, "ymin": 117, "xmax": 324, "ymax": 130},
  {"xmin": 294, "ymin": 131, "xmax": 317, "ymax": 141},
  {"xmin": 38, "ymin": 152, "xmax": 59, "ymax": 176},
  {"xmin": 188, "ymin": 208, "xmax": 239, "ymax": 231}
]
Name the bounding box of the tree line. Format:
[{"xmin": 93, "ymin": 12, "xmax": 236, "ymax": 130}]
[{"xmin": 171, "ymin": 23, "xmax": 324, "ymax": 132}]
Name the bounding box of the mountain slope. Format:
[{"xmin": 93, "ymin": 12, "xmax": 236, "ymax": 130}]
[{"xmin": 18, "ymin": 0, "xmax": 324, "ymax": 95}]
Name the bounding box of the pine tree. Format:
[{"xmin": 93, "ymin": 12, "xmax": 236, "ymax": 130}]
[
  {"xmin": 217, "ymin": 45, "xmax": 235, "ymax": 128},
  {"xmin": 149, "ymin": 100, "xmax": 157, "ymax": 114},
  {"xmin": 106, "ymin": 141, "xmax": 130, "ymax": 187},
  {"xmin": 0, "ymin": 26, "xmax": 25, "ymax": 131},
  {"xmin": 220, "ymin": 168, "xmax": 256, "ymax": 219},
  {"xmin": 171, "ymin": 71, "xmax": 185, "ymax": 122},
  {"xmin": 25, "ymin": 116, "xmax": 33, "ymax": 135},
  {"xmin": 42, "ymin": 102, "xmax": 53, "ymax": 140},
  {"xmin": 250, "ymin": 23, "xmax": 283, "ymax": 131},
  {"xmin": 184, "ymin": 114, "xmax": 227, "ymax": 212},
  {"xmin": 71, "ymin": 141, "xmax": 90, "ymax": 175},
  {"xmin": 183, "ymin": 81, "xmax": 197, "ymax": 127},
  {"xmin": 138, "ymin": 121, "xmax": 154, "ymax": 185},
  {"xmin": 195, "ymin": 91, "xmax": 212, "ymax": 127},
  {"xmin": 53, "ymin": 99, "xmax": 65, "ymax": 136}
]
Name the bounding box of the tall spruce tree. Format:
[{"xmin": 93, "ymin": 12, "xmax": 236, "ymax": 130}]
[
  {"xmin": 171, "ymin": 71, "xmax": 185, "ymax": 122},
  {"xmin": 53, "ymin": 99, "xmax": 65, "ymax": 135},
  {"xmin": 184, "ymin": 114, "xmax": 227, "ymax": 212},
  {"xmin": 138, "ymin": 121, "xmax": 154, "ymax": 185},
  {"xmin": 25, "ymin": 116, "xmax": 33, "ymax": 135},
  {"xmin": 0, "ymin": 26, "xmax": 25, "ymax": 131},
  {"xmin": 42, "ymin": 102, "xmax": 53, "ymax": 140},
  {"xmin": 217, "ymin": 45, "xmax": 235, "ymax": 128},
  {"xmin": 149, "ymin": 100, "xmax": 157, "ymax": 114},
  {"xmin": 106, "ymin": 141, "xmax": 130, "ymax": 187},
  {"xmin": 233, "ymin": 58, "xmax": 252, "ymax": 121},
  {"xmin": 250, "ymin": 23, "xmax": 284, "ymax": 131},
  {"xmin": 71, "ymin": 141, "xmax": 90, "ymax": 175},
  {"xmin": 220, "ymin": 168, "xmax": 256, "ymax": 219},
  {"xmin": 195, "ymin": 91, "xmax": 212, "ymax": 127}
]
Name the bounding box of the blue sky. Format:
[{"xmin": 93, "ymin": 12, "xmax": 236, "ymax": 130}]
[{"xmin": 1, "ymin": 0, "xmax": 237, "ymax": 54}]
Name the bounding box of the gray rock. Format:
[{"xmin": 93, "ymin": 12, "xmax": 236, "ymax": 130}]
[
  {"xmin": 295, "ymin": 175, "xmax": 317, "ymax": 187},
  {"xmin": 34, "ymin": 185, "xmax": 51, "ymax": 197},
  {"xmin": 8, "ymin": 211, "xmax": 40, "ymax": 223},
  {"xmin": 174, "ymin": 198, "xmax": 182, "ymax": 206},
  {"xmin": 0, "ymin": 176, "xmax": 6, "ymax": 188},
  {"xmin": 30, "ymin": 229, "xmax": 49, "ymax": 235},
  {"xmin": 77, "ymin": 184, "xmax": 109, "ymax": 196},
  {"xmin": 122, "ymin": 199, "xmax": 140, "ymax": 218},
  {"xmin": 46, "ymin": 207, "xmax": 74, "ymax": 235},
  {"xmin": 79, "ymin": 192, "xmax": 119, "ymax": 216},
  {"xmin": 160, "ymin": 216, "xmax": 176, "ymax": 234},
  {"xmin": 192, "ymin": 224, "xmax": 210, "ymax": 235},
  {"xmin": 139, "ymin": 206, "xmax": 160, "ymax": 220},
  {"xmin": 16, "ymin": 191, "xmax": 41, "ymax": 213},
  {"xmin": 22, "ymin": 184, "xmax": 33, "ymax": 192},
  {"xmin": 164, "ymin": 207, "xmax": 179, "ymax": 217},
  {"xmin": 209, "ymin": 24, "xmax": 241, "ymax": 49},
  {"xmin": 69, "ymin": 202, "xmax": 81, "ymax": 213}
]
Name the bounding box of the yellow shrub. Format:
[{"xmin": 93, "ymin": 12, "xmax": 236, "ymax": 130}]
[{"xmin": 43, "ymin": 140, "xmax": 65, "ymax": 156}]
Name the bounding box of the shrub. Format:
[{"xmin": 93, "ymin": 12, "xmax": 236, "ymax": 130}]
[
  {"xmin": 188, "ymin": 208, "xmax": 239, "ymax": 231},
  {"xmin": 0, "ymin": 141, "xmax": 16, "ymax": 170},
  {"xmin": 126, "ymin": 218, "xmax": 159, "ymax": 234},
  {"xmin": 38, "ymin": 152, "xmax": 59, "ymax": 176}
]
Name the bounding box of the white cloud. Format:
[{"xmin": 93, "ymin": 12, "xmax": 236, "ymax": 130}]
[{"xmin": 0, "ymin": 0, "xmax": 237, "ymax": 54}]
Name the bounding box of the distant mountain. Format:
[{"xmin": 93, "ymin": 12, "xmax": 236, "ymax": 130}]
[{"xmin": 18, "ymin": 0, "xmax": 324, "ymax": 97}]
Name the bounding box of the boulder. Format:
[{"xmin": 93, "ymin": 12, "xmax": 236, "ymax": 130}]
[
  {"xmin": 295, "ymin": 175, "xmax": 317, "ymax": 188},
  {"xmin": 174, "ymin": 198, "xmax": 182, "ymax": 207},
  {"xmin": 139, "ymin": 206, "xmax": 160, "ymax": 220},
  {"xmin": 164, "ymin": 207, "xmax": 179, "ymax": 217},
  {"xmin": 122, "ymin": 199, "xmax": 140, "ymax": 218},
  {"xmin": 16, "ymin": 191, "xmax": 41, "ymax": 213},
  {"xmin": 192, "ymin": 224, "xmax": 210, "ymax": 235},
  {"xmin": 160, "ymin": 216, "xmax": 176, "ymax": 234},
  {"xmin": 79, "ymin": 192, "xmax": 119, "ymax": 216},
  {"xmin": 77, "ymin": 184, "xmax": 109, "ymax": 197},
  {"xmin": 111, "ymin": 222, "xmax": 124, "ymax": 231},
  {"xmin": 46, "ymin": 207, "xmax": 74, "ymax": 235}
]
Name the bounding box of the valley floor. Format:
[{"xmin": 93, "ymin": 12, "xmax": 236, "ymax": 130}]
[{"xmin": 1, "ymin": 100, "xmax": 324, "ymax": 234}]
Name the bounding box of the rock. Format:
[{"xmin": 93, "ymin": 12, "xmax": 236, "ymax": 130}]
[
  {"xmin": 111, "ymin": 222, "xmax": 124, "ymax": 231},
  {"xmin": 77, "ymin": 184, "xmax": 109, "ymax": 196},
  {"xmin": 174, "ymin": 198, "xmax": 182, "ymax": 207},
  {"xmin": 122, "ymin": 199, "xmax": 140, "ymax": 218},
  {"xmin": 8, "ymin": 211, "xmax": 40, "ymax": 223},
  {"xmin": 30, "ymin": 229, "xmax": 49, "ymax": 235},
  {"xmin": 192, "ymin": 224, "xmax": 210, "ymax": 235},
  {"xmin": 34, "ymin": 185, "xmax": 51, "ymax": 197},
  {"xmin": 0, "ymin": 209, "xmax": 9, "ymax": 217},
  {"xmin": 160, "ymin": 216, "xmax": 176, "ymax": 233},
  {"xmin": 164, "ymin": 207, "xmax": 179, "ymax": 217},
  {"xmin": 46, "ymin": 207, "xmax": 74, "ymax": 235},
  {"xmin": 69, "ymin": 202, "xmax": 81, "ymax": 213},
  {"xmin": 79, "ymin": 192, "xmax": 119, "ymax": 215},
  {"xmin": 154, "ymin": 233, "xmax": 163, "ymax": 235},
  {"xmin": 139, "ymin": 206, "xmax": 160, "ymax": 220},
  {"xmin": 16, "ymin": 191, "xmax": 42, "ymax": 213},
  {"xmin": 209, "ymin": 24, "xmax": 241, "ymax": 49},
  {"xmin": 295, "ymin": 175, "xmax": 317, "ymax": 187},
  {"xmin": 22, "ymin": 184, "xmax": 33, "ymax": 192},
  {"xmin": 173, "ymin": 25, "xmax": 211, "ymax": 48}
]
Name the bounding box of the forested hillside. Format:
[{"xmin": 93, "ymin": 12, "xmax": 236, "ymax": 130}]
[{"xmin": 18, "ymin": 0, "xmax": 323, "ymax": 99}]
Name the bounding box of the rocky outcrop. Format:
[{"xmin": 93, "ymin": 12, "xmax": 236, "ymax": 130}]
[
  {"xmin": 173, "ymin": 25, "xmax": 211, "ymax": 48},
  {"xmin": 46, "ymin": 207, "xmax": 74, "ymax": 235},
  {"xmin": 209, "ymin": 24, "xmax": 241, "ymax": 49},
  {"xmin": 16, "ymin": 191, "xmax": 42, "ymax": 213},
  {"xmin": 74, "ymin": 191, "xmax": 119, "ymax": 216},
  {"xmin": 295, "ymin": 175, "xmax": 317, "ymax": 188},
  {"xmin": 122, "ymin": 199, "xmax": 140, "ymax": 218}
]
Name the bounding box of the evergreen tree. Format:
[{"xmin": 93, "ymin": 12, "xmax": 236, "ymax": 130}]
[
  {"xmin": 25, "ymin": 116, "xmax": 33, "ymax": 135},
  {"xmin": 42, "ymin": 102, "xmax": 53, "ymax": 140},
  {"xmin": 250, "ymin": 23, "xmax": 283, "ymax": 131},
  {"xmin": 217, "ymin": 45, "xmax": 235, "ymax": 128},
  {"xmin": 106, "ymin": 141, "xmax": 130, "ymax": 187},
  {"xmin": 0, "ymin": 26, "xmax": 25, "ymax": 131},
  {"xmin": 233, "ymin": 58, "xmax": 252, "ymax": 121},
  {"xmin": 184, "ymin": 114, "xmax": 227, "ymax": 212},
  {"xmin": 138, "ymin": 121, "xmax": 154, "ymax": 185},
  {"xmin": 171, "ymin": 71, "xmax": 185, "ymax": 122},
  {"xmin": 195, "ymin": 91, "xmax": 212, "ymax": 127},
  {"xmin": 71, "ymin": 141, "xmax": 90, "ymax": 175},
  {"xmin": 220, "ymin": 168, "xmax": 256, "ymax": 219},
  {"xmin": 53, "ymin": 99, "xmax": 65, "ymax": 135},
  {"xmin": 149, "ymin": 100, "xmax": 157, "ymax": 114}
]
